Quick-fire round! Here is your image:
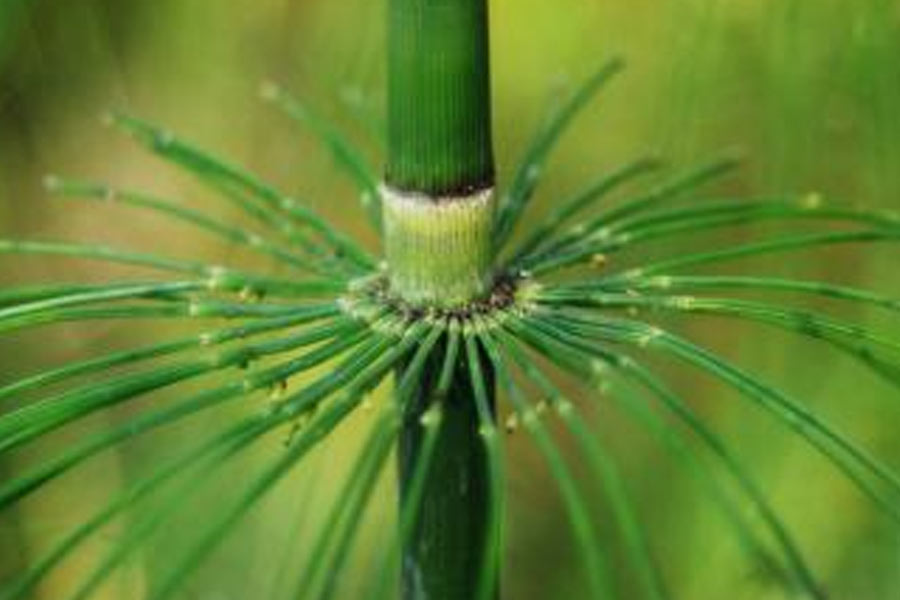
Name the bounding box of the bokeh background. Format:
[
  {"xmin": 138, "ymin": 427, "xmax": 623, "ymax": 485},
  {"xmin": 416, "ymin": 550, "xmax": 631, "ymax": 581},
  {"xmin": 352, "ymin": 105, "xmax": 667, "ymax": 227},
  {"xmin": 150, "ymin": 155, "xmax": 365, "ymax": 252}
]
[{"xmin": 1, "ymin": 1, "xmax": 899, "ymax": 598}]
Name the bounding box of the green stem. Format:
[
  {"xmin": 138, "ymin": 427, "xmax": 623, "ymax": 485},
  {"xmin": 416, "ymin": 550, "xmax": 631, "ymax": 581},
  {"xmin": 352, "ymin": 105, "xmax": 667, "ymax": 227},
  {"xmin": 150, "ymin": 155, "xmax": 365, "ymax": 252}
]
[
  {"xmin": 398, "ymin": 333, "xmax": 494, "ymax": 600},
  {"xmin": 386, "ymin": 1, "xmax": 498, "ymax": 596},
  {"xmin": 387, "ymin": 0, "xmax": 494, "ymax": 194}
]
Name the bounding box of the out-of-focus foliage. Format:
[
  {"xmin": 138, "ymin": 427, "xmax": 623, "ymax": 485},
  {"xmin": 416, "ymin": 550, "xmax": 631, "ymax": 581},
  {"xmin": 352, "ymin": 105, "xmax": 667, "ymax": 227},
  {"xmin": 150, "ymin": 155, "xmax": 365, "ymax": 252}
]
[{"xmin": 0, "ymin": 1, "xmax": 898, "ymax": 599}]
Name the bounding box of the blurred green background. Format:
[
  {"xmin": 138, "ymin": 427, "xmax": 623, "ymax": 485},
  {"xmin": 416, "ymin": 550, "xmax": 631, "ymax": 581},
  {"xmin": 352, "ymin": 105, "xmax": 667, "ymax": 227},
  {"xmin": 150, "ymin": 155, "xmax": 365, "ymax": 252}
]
[{"xmin": 1, "ymin": 1, "xmax": 899, "ymax": 598}]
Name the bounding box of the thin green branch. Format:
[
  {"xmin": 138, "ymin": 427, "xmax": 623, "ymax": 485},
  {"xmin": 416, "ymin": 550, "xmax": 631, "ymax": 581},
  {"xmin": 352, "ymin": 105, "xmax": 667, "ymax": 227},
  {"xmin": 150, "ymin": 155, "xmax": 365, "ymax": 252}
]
[
  {"xmin": 537, "ymin": 292, "xmax": 900, "ymax": 389},
  {"xmin": 1, "ymin": 417, "xmax": 272, "ymax": 600},
  {"xmin": 0, "ymin": 308, "xmax": 340, "ymax": 405},
  {"xmin": 371, "ymin": 403, "xmax": 443, "ymax": 600},
  {"xmin": 436, "ymin": 324, "xmax": 462, "ymax": 397},
  {"xmin": 147, "ymin": 323, "xmax": 429, "ymax": 600},
  {"xmin": 568, "ymin": 275, "xmax": 900, "ymax": 313},
  {"xmin": 504, "ymin": 316, "xmax": 824, "ymax": 598},
  {"xmin": 0, "ymin": 281, "xmax": 206, "ymax": 323},
  {"xmin": 261, "ymin": 82, "xmax": 382, "ymax": 229},
  {"xmin": 604, "ymin": 231, "xmax": 900, "ymax": 281},
  {"xmin": 611, "ymin": 197, "xmax": 900, "ymax": 235},
  {"xmin": 464, "ymin": 333, "xmax": 504, "ymax": 600},
  {"xmin": 297, "ymin": 326, "xmax": 443, "ymax": 599},
  {"xmin": 0, "ymin": 239, "xmax": 348, "ymax": 298},
  {"xmin": 498, "ymin": 333, "xmax": 668, "ymax": 600},
  {"xmin": 293, "ymin": 407, "xmax": 398, "ymax": 599},
  {"xmin": 61, "ymin": 329, "xmax": 395, "ymax": 600},
  {"xmin": 538, "ymin": 292, "xmax": 900, "ymax": 356},
  {"xmin": 527, "ymin": 200, "xmax": 900, "ymax": 274},
  {"xmin": 0, "ymin": 282, "xmax": 155, "ymax": 307},
  {"xmin": 540, "ymin": 311, "xmax": 900, "ymax": 523},
  {"xmin": 590, "ymin": 158, "xmax": 738, "ymax": 227},
  {"xmin": 515, "ymin": 158, "xmax": 737, "ymax": 270},
  {"xmin": 494, "ymin": 58, "xmax": 625, "ymax": 246},
  {"xmin": 0, "ymin": 299, "xmax": 344, "ymax": 334},
  {"xmin": 46, "ymin": 176, "xmax": 335, "ymax": 276},
  {"xmin": 0, "ymin": 305, "xmax": 189, "ymax": 334},
  {"xmin": 0, "ymin": 239, "xmax": 216, "ymax": 276},
  {"xmin": 110, "ymin": 113, "xmax": 376, "ymax": 271},
  {"xmin": 479, "ymin": 331, "xmax": 613, "ymax": 599},
  {"xmin": 21, "ymin": 315, "xmax": 406, "ymax": 595},
  {"xmin": 0, "ymin": 303, "xmax": 341, "ymax": 453},
  {"xmin": 505, "ymin": 157, "xmax": 662, "ymax": 264},
  {"xmin": 0, "ymin": 319, "xmax": 364, "ymax": 509}
]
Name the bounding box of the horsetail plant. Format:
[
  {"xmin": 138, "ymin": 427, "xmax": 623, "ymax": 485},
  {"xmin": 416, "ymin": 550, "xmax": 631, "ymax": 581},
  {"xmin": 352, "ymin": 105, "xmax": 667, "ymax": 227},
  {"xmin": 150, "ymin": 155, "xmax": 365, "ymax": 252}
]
[{"xmin": 2, "ymin": 0, "xmax": 900, "ymax": 598}]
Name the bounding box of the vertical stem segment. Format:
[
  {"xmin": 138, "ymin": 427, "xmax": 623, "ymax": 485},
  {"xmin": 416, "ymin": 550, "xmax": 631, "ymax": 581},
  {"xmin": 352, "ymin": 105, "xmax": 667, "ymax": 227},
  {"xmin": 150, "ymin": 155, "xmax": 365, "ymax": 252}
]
[
  {"xmin": 398, "ymin": 342, "xmax": 494, "ymax": 600},
  {"xmin": 387, "ymin": 1, "xmax": 498, "ymax": 598},
  {"xmin": 387, "ymin": 0, "xmax": 494, "ymax": 194}
]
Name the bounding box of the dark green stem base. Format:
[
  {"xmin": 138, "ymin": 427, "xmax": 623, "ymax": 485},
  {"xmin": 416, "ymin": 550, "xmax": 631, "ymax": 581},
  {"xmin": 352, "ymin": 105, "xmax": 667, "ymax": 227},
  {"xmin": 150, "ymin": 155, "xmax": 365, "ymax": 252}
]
[{"xmin": 398, "ymin": 342, "xmax": 495, "ymax": 600}]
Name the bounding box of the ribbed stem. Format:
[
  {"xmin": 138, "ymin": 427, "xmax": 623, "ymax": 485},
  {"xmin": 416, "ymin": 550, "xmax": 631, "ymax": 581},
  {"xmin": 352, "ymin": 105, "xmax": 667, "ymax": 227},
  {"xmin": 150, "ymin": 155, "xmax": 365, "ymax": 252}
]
[
  {"xmin": 398, "ymin": 341, "xmax": 494, "ymax": 600},
  {"xmin": 387, "ymin": 0, "xmax": 494, "ymax": 194},
  {"xmin": 386, "ymin": 1, "xmax": 498, "ymax": 599}
]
